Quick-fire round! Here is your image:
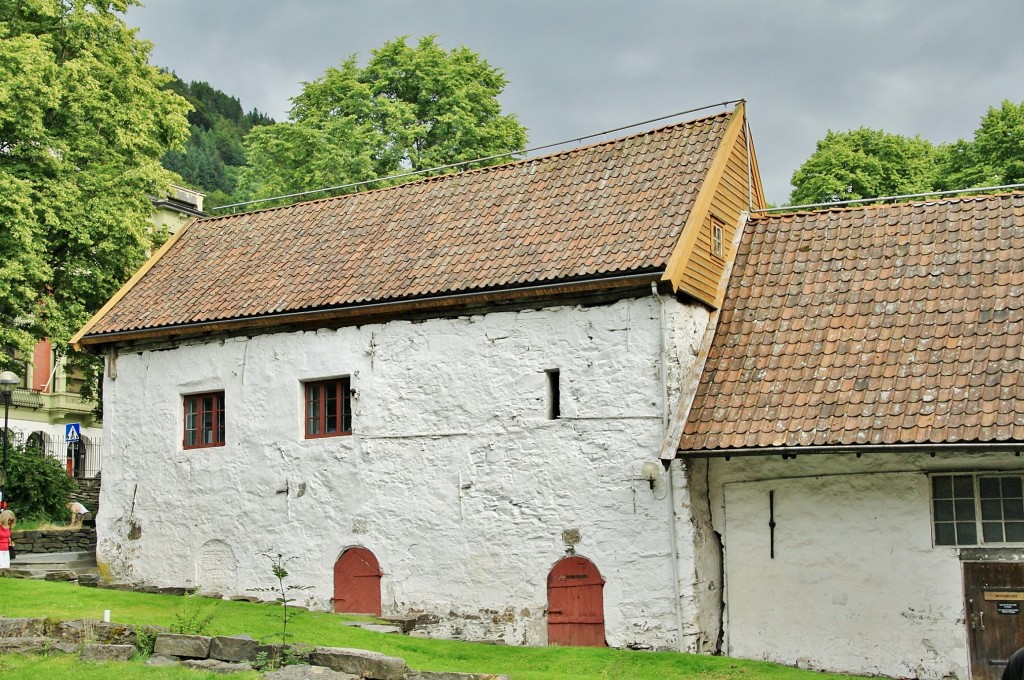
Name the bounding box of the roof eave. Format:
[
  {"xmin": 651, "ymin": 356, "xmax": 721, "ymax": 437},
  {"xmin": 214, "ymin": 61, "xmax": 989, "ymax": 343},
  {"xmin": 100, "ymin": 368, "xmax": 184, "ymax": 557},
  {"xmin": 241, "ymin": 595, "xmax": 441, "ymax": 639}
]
[
  {"xmin": 70, "ymin": 217, "xmax": 199, "ymax": 351},
  {"xmin": 75, "ymin": 271, "xmax": 664, "ymax": 352},
  {"xmin": 677, "ymin": 440, "xmax": 1024, "ymax": 459}
]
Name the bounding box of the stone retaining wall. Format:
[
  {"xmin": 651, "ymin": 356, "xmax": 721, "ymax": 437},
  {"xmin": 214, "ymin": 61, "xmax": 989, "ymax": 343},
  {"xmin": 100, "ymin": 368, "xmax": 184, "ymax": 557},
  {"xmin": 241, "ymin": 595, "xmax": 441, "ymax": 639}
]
[
  {"xmin": 13, "ymin": 528, "xmax": 96, "ymax": 554},
  {"xmin": 72, "ymin": 476, "xmax": 101, "ymax": 519},
  {"xmin": 0, "ymin": 617, "xmax": 509, "ymax": 679}
]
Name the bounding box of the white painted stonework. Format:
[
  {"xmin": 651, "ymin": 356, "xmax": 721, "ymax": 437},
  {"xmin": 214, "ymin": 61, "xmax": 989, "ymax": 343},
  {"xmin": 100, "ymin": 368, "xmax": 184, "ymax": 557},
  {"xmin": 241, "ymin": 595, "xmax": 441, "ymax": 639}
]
[
  {"xmin": 700, "ymin": 453, "xmax": 1024, "ymax": 679},
  {"xmin": 97, "ymin": 295, "xmax": 712, "ymax": 649}
]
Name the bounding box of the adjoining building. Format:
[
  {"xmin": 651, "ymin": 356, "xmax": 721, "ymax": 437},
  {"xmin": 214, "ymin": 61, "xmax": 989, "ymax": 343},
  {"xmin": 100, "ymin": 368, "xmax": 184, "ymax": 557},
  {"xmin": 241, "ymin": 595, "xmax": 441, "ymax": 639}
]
[{"xmin": 676, "ymin": 194, "xmax": 1024, "ymax": 680}]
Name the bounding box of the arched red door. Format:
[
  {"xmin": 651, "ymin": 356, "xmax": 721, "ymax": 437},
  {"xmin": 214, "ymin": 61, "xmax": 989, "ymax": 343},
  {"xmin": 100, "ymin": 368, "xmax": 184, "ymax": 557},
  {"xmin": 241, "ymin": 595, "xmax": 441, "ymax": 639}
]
[
  {"xmin": 333, "ymin": 547, "xmax": 382, "ymax": 616},
  {"xmin": 547, "ymin": 556, "xmax": 606, "ymax": 646}
]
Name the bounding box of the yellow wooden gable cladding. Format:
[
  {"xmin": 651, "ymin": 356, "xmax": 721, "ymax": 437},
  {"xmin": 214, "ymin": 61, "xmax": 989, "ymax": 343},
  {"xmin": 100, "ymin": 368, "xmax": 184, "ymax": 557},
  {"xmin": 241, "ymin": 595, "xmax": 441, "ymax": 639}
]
[{"xmin": 661, "ymin": 102, "xmax": 765, "ymax": 308}]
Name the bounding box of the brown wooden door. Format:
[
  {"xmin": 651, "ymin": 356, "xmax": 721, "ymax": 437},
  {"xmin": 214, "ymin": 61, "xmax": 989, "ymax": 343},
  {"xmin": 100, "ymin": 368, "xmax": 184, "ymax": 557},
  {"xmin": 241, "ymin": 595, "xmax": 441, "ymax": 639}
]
[
  {"xmin": 333, "ymin": 547, "xmax": 382, "ymax": 616},
  {"xmin": 547, "ymin": 556, "xmax": 606, "ymax": 647},
  {"xmin": 964, "ymin": 561, "xmax": 1024, "ymax": 679}
]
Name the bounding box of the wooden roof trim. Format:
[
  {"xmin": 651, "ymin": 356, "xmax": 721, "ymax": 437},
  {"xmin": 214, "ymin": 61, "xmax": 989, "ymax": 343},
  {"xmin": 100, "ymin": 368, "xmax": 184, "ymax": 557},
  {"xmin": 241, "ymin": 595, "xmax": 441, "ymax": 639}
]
[
  {"xmin": 70, "ymin": 217, "xmax": 198, "ymax": 351},
  {"xmin": 660, "ymin": 102, "xmax": 748, "ymax": 304},
  {"xmin": 75, "ymin": 271, "xmax": 662, "ymax": 350},
  {"xmin": 744, "ymin": 120, "xmax": 767, "ymax": 210}
]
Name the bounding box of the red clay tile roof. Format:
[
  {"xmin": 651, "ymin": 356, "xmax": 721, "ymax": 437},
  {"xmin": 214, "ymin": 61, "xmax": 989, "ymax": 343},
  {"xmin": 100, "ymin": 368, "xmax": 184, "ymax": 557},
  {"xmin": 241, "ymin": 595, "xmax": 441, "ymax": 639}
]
[
  {"xmin": 679, "ymin": 193, "xmax": 1024, "ymax": 452},
  {"xmin": 81, "ymin": 112, "xmax": 733, "ymax": 340}
]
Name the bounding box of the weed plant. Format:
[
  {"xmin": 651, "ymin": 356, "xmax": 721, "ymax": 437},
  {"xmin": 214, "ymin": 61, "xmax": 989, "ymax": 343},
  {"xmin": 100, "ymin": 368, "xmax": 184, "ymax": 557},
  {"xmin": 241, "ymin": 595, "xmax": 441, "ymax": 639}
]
[{"xmin": 168, "ymin": 589, "xmax": 218, "ymax": 635}]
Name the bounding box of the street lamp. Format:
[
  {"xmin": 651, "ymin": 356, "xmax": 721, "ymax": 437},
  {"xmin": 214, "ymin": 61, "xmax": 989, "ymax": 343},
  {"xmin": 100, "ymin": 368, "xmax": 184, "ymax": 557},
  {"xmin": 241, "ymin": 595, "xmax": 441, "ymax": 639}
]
[{"xmin": 0, "ymin": 370, "xmax": 19, "ymax": 500}]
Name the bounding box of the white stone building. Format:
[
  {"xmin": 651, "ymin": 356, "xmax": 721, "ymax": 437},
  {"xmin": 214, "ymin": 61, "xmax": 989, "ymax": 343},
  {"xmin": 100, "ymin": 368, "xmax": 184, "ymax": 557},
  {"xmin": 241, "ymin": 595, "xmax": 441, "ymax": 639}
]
[
  {"xmin": 675, "ymin": 194, "xmax": 1024, "ymax": 680},
  {"xmin": 72, "ymin": 106, "xmax": 763, "ymax": 649}
]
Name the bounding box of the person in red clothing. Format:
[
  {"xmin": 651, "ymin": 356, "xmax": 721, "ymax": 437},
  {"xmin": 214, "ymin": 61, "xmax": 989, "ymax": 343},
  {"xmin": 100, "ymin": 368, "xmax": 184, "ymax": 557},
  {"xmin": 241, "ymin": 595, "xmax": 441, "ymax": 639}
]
[{"xmin": 0, "ymin": 510, "xmax": 15, "ymax": 569}]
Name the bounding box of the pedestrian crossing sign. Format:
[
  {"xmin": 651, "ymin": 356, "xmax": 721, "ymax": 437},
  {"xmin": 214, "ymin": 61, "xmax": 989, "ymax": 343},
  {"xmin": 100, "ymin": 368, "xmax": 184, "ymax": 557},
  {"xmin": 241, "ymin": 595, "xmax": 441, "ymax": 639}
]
[{"xmin": 65, "ymin": 423, "xmax": 81, "ymax": 443}]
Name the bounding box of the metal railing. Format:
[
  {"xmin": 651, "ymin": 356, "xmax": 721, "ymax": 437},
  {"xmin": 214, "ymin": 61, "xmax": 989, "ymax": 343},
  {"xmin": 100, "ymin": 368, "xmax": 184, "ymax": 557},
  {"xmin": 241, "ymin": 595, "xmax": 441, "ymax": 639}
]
[{"xmin": 32, "ymin": 438, "xmax": 102, "ymax": 479}]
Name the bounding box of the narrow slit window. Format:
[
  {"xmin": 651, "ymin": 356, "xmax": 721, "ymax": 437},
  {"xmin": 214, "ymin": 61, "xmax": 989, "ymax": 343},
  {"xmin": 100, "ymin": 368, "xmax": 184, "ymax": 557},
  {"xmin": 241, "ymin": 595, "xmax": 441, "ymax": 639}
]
[{"xmin": 546, "ymin": 369, "xmax": 560, "ymax": 420}]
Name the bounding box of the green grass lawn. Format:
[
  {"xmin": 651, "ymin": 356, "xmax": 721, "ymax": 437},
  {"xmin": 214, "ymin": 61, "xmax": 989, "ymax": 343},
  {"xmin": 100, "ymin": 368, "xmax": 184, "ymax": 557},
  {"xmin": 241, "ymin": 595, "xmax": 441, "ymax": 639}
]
[{"xmin": 0, "ymin": 579, "xmax": 873, "ymax": 680}]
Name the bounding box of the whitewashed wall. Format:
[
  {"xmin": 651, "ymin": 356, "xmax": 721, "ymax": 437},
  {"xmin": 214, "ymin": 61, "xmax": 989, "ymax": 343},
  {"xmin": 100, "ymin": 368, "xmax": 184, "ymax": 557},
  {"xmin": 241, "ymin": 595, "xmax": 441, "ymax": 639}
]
[
  {"xmin": 97, "ymin": 295, "xmax": 711, "ymax": 648},
  {"xmin": 704, "ymin": 453, "xmax": 1024, "ymax": 679}
]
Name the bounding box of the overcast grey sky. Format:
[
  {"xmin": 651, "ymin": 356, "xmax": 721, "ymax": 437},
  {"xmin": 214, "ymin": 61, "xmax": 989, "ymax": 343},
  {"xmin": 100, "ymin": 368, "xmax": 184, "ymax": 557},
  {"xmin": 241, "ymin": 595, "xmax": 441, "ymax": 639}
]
[{"xmin": 126, "ymin": 1, "xmax": 1024, "ymax": 206}]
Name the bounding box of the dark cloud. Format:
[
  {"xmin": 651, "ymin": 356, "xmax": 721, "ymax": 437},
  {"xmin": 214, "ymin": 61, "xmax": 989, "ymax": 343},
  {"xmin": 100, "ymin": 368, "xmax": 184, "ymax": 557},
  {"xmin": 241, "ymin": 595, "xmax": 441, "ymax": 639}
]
[{"xmin": 127, "ymin": 0, "xmax": 1024, "ymax": 204}]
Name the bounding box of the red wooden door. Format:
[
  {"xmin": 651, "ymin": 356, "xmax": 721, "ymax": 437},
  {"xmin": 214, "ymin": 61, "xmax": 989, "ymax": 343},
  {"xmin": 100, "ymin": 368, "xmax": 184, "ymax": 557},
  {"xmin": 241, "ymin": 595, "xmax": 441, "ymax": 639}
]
[
  {"xmin": 333, "ymin": 547, "xmax": 382, "ymax": 616},
  {"xmin": 547, "ymin": 556, "xmax": 606, "ymax": 646},
  {"xmin": 964, "ymin": 562, "xmax": 1024, "ymax": 679}
]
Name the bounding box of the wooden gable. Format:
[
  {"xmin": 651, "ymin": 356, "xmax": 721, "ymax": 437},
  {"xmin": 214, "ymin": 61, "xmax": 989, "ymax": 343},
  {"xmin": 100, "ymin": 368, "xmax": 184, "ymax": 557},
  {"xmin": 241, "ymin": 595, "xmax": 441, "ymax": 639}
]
[{"xmin": 661, "ymin": 102, "xmax": 765, "ymax": 308}]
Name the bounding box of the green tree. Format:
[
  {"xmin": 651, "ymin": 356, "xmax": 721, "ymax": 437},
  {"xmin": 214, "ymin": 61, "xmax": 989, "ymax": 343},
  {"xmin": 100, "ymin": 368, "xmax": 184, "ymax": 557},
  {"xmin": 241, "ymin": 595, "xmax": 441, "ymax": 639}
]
[
  {"xmin": 0, "ymin": 0, "xmax": 190, "ymax": 366},
  {"xmin": 239, "ymin": 35, "xmax": 528, "ymax": 204},
  {"xmin": 937, "ymin": 100, "xmax": 1024, "ymax": 190},
  {"xmin": 789, "ymin": 128, "xmax": 940, "ymax": 206},
  {"xmin": 160, "ymin": 73, "xmax": 274, "ymax": 205}
]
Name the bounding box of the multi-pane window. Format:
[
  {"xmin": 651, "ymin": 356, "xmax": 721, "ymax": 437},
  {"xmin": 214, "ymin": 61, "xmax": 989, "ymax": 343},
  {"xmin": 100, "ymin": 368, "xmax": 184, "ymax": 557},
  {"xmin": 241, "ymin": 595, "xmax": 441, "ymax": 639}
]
[
  {"xmin": 711, "ymin": 217, "xmax": 725, "ymax": 258},
  {"xmin": 183, "ymin": 391, "xmax": 225, "ymax": 449},
  {"xmin": 305, "ymin": 378, "xmax": 352, "ymax": 438},
  {"xmin": 933, "ymin": 474, "xmax": 1024, "ymax": 546}
]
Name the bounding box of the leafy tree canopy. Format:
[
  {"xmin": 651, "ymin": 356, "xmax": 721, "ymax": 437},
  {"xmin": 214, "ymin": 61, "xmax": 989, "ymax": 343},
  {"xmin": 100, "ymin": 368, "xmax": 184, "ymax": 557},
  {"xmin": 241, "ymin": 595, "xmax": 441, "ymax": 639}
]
[
  {"xmin": 789, "ymin": 128, "xmax": 940, "ymax": 205},
  {"xmin": 238, "ymin": 35, "xmax": 528, "ymax": 205},
  {"xmin": 790, "ymin": 101, "xmax": 1024, "ymax": 206},
  {"xmin": 0, "ymin": 0, "xmax": 190, "ymax": 368},
  {"xmin": 937, "ymin": 100, "xmax": 1024, "ymax": 191}
]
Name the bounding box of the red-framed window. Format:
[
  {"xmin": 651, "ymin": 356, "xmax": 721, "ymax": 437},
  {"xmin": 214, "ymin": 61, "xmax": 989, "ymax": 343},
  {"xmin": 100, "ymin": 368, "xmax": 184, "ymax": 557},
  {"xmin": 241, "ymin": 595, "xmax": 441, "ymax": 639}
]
[
  {"xmin": 183, "ymin": 391, "xmax": 225, "ymax": 449},
  {"xmin": 305, "ymin": 378, "xmax": 352, "ymax": 438}
]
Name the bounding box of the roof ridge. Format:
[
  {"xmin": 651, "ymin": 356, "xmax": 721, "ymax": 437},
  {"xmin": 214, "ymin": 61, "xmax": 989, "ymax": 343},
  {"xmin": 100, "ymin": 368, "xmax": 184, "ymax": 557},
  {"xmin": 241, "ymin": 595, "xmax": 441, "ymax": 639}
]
[
  {"xmin": 752, "ymin": 190, "xmax": 1024, "ymax": 223},
  {"xmin": 204, "ymin": 108, "xmax": 737, "ymax": 222}
]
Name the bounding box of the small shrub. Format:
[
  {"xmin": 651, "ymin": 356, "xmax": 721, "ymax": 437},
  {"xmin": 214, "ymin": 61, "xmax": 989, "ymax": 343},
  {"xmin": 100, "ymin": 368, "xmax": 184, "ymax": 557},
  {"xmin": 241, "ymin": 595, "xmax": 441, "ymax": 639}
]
[
  {"xmin": 169, "ymin": 590, "xmax": 218, "ymax": 635},
  {"xmin": 3, "ymin": 441, "xmax": 75, "ymax": 520}
]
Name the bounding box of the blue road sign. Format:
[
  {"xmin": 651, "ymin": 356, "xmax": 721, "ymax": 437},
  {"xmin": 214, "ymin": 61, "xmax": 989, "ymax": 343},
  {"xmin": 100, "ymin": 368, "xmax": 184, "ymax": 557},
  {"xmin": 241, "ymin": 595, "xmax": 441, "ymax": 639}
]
[{"xmin": 65, "ymin": 422, "xmax": 81, "ymax": 443}]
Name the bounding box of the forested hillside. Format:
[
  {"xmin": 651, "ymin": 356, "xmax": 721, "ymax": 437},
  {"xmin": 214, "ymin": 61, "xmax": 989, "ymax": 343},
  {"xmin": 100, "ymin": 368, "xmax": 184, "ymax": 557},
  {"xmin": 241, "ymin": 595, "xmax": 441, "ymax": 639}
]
[{"xmin": 160, "ymin": 74, "xmax": 274, "ymax": 208}]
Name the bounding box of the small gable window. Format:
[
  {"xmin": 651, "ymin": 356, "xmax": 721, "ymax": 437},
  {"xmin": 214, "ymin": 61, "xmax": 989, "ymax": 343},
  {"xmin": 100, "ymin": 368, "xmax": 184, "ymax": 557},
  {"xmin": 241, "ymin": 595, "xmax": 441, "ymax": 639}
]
[
  {"xmin": 184, "ymin": 391, "xmax": 225, "ymax": 449},
  {"xmin": 710, "ymin": 216, "xmax": 725, "ymax": 259},
  {"xmin": 305, "ymin": 378, "xmax": 352, "ymax": 438},
  {"xmin": 933, "ymin": 473, "xmax": 1024, "ymax": 546}
]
